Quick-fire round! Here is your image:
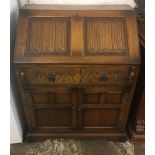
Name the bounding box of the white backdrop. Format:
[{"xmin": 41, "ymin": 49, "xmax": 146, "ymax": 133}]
[
  {"xmin": 20, "ymin": 0, "xmax": 136, "ymax": 7},
  {"xmin": 10, "ymin": 0, "xmax": 23, "ymax": 144}
]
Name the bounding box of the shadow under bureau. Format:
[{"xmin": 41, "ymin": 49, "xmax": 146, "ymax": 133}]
[{"xmin": 14, "ymin": 4, "xmax": 140, "ymax": 141}]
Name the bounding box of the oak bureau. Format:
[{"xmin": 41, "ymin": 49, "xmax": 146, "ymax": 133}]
[{"xmin": 14, "ymin": 4, "xmax": 140, "ymax": 141}]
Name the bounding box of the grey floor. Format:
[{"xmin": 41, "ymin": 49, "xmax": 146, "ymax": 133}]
[{"xmin": 10, "ymin": 139, "xmax": 144, "ymax": 155}]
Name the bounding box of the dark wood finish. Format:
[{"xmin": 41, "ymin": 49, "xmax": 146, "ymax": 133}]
[
  {"xmin": 14, "ymin": 5, "xmax": 140, "ymax": 64},
  {"xmin": 127, "ymin": 20, "xmax": 145, "ymax": 142},
  {"xmin": 26, "ymin": 133, "xmax": 128, "ymax": 142},
  {"xmin": 14, "ymin": 5, "xmax": 140, "ymax": 141},
  {"xmin": 27, "ymin": 17, "xmax": 71, "ymax": 56},
  {"xmin": 84, "ymin": 17, "xmax": 128, "ymax": 56},
  {"xmin": 15, "ymin": 65, "xmax": 134, "ymax": 85}
]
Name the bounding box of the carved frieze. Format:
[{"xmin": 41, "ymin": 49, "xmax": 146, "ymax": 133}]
[{"xmin": 23, "ymin": 67, "xmax": 130, "ymax": 84}]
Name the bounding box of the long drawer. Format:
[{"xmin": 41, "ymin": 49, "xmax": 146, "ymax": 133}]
[{"xmin": 15, "ymin": 65, "xmax": 135, "ymax": 86}]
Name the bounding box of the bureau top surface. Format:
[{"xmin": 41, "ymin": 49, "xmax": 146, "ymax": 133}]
[{"xmin": 14, "ymin": 5, "xmax": 140, "ymax": 64}]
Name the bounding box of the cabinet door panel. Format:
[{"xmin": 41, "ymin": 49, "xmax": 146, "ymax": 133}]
[
  {"xmin": 22, "ymin": 86, "xmax": 77, "ymax": 132},
  {"xmin": 77, "ymin": 86, "xmax": 127, "ymax": 131},
  {"xmin": 84, "ymin": 92, "xmax": 123, "ymax": 105},
  {"xmin": 83, "ymin": 108, "xmax": 120, "ymax": 127},
  {"xmin": 34, "ymin": 108, "xmax": 72, "ymax": 127},
  {"xmin": 30, "ymin": 87, "xmax": 73, "ymax": 105}
]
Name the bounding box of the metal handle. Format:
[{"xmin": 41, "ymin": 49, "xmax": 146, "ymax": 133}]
[
  {"xmin": 20, "ymin": 72, "xmax": 24, "ymax": 77},
  {"xmin": 47, "ymin": 72, "xmax": 55, "ymax": 82},
  {"xmin": 99, "ymin": 72, "xmax": 108, "ymax": 81}
]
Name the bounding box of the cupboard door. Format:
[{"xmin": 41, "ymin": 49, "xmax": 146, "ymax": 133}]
[
  {"xmin": 77, "ymin": 86, "xmax": 130, "ymax": 132},
  {"xmin": 22, "ymin": 86, "xmax": 77, "ymax": 132}
]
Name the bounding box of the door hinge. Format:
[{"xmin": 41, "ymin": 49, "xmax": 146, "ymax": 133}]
[{"xmin": 124, "ymin": 93, "xmax": 132, "ymax": 102}]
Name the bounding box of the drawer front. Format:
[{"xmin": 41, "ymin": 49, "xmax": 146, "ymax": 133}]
[{"xmin": 16, "ymin": 65, "xmax": 135, "ymax": 85}]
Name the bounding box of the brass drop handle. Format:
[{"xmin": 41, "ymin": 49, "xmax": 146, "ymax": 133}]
[
  {"xmin": 99, "ymin": 72, "xmax": 108, "ymax": 81},
  {"xmin": 20, "ymin": 72, "xmax": 24, "ymax": 77},
  {"xmin": 47, "ymin": 72, "xmax": 55, "ymax": 82}
]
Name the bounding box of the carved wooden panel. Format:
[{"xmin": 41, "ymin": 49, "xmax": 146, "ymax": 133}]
[
  {"xmin": 27, "ymin": 17, "xmax": 71, "ymax": 56},
  {"xmin": 84, "ymin": 18, "xmax": 128, "ymax": 55},
  {"xmin": 18, "ymin": 65, "xmax": 132, "ymax": 85},
  {"xmin": 21, "ymin": 92, "xmax": 37, "ymax": 130}
]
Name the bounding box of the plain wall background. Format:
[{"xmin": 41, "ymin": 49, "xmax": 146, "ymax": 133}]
[
  {"xmin": 19, "ymin": 0, "xmax": 136, "ymax": 7},
  {"xmin": 10, "ymin": 0, "xmax": 26, "ymax": 144}
]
